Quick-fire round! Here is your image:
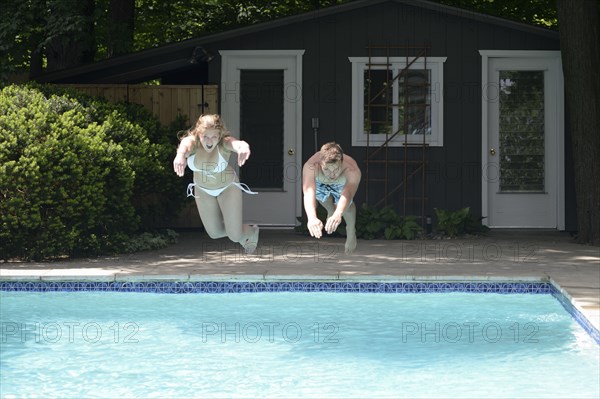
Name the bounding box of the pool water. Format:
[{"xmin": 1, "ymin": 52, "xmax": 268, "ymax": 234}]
[{"xmin": 1, "ymin": 291, "xmax": 599, "ymax": 398}]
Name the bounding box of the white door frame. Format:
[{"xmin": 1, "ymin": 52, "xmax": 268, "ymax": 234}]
[
  {"xmin": 480, "ymin": 50, "xmax": 565, "ymax": 229},
  {"xmin": 220, "ymin": 50, "xmax": 304, "ymax": 227}
]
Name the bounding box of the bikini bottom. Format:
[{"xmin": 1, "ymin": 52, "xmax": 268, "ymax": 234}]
[{"xmin": 186, "ymin": 182, "xmax": 257, "ymax": 197}]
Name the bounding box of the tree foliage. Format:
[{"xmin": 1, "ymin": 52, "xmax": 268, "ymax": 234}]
[
  {"xmin": 1, "ymin": 0, "xmax": 96, "ymax": 79},
  {"xmin": 3, "ymin": 0, "xmax": 560, "ymax": 81},
  {"xmin": 437, "ymin": 0, "xmax": 558, "ymax": 28},
  {"xmin": 1, "ymin": 0, "xmax": 349, "ymax": 81}
]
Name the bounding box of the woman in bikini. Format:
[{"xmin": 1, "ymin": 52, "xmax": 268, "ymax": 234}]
[{"xmin": 173, "ymin": 114, "xmax": 259, "ymax": 254}]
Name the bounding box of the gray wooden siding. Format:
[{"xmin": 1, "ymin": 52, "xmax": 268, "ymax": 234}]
[{"xmin": 206, "ymin": 2, "xmax": 571, "ymax": 228}]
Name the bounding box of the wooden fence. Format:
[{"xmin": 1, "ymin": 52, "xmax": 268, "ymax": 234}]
[{"xmin": 61, "ymin": 84, "xmax": 219, "ymax": 127}]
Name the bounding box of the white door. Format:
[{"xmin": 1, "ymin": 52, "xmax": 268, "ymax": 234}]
[
  {"xmin": 220, "ymin": 50, "xmax": 304, "ymax": 227},
  {"xmin": 481, "ymin": 51, "xmax": 564, "ymax": 228}
]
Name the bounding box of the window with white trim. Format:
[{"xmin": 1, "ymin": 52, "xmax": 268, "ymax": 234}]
[{"xmin": 349, "ymin": 57, "xmax": 446, "ymax": 147}]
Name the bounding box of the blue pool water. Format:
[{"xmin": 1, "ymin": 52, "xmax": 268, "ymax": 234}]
[{"xmin": 1, "ymin": 287, "xmax": 599, "ymax": 398}]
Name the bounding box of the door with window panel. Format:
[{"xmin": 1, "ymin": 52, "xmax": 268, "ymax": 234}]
[{"xmin": 485, "ymin": 56, "xmax": 563, "ymax": 228}]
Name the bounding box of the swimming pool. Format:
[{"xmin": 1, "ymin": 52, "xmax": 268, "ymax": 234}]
[{"xmin": 1, "ymin": 280, "xmax": 599, "ymax": 398}]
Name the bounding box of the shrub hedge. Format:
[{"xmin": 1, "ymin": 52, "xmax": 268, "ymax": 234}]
[{"xmin": 0, "ymin": 84, "xmax": 187, "ymax": 260}]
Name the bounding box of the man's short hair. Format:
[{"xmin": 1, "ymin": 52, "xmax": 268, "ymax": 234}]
[{"xmin": 319, "ymin": 142, "xmax": 344, "ymax": 164}]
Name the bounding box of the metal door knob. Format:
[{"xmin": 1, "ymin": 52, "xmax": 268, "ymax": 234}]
[
  {"xmin": 490, "ymin": 148, "xmax": 496, "ymax": 155},
  {"xmin": 288, "ymin": 148, "xmax": 295, "ymax": 156}
]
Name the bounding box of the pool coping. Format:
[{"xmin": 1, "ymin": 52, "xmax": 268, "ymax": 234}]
[
  {"xmin": 2, "ymin": 274, "xmax": 599, "ymax": 345},
  {"xmin": 0, "ymin": 273, "xmax": 549, "ymax": 282}
]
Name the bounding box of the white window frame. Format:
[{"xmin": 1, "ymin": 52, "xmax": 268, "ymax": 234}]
[{"xmin": 349, "ymin": 57, "xmax": 446, "ymax": 147}]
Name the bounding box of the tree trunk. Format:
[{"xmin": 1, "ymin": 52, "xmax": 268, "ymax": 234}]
[
  {"xmin": 29, "ymin": 46, "xmax": 44, "ymax": 78},
  {"xmin": 556, "ymin": 0, "xmax": 600, "ymax": 245},
  {"xmin": 45, "ymin": 0, "xmax": 96, "ymax": 72},
  {"xmin": 107, "ymin": 0, "xmax": 135, "ymax": 57}
]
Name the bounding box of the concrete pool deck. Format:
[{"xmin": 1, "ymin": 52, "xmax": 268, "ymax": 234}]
[{"xmin": 1, "ymin": 229, "xmax": 599, "ymax": 330}]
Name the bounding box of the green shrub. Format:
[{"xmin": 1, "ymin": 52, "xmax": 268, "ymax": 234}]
[
  {"xmin": 121, "ymin": 229, "xmax": 179, "ymax": 253},
  {"xmin": 0, "ymin": 84, "xmax": 186, "ymax": 260},
  {"xmin": 32, "ymin": 83, "xmax": 189, "ymax": 230},
  {"xmin": 434, "ymin": 207, "xmax": 489, "ymax": 237},
  {"xmin": 355, "ymin": 204, "xmax": 422, "ymax": 240}
]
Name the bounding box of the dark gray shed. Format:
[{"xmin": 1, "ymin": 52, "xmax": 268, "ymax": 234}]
[{"xmin": 37, "ymin": 0, "xmax": 574, "ymax": 231}]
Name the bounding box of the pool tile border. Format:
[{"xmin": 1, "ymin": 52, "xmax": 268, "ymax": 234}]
[
  {"xmin": 1, "ymin": 279, "xmax": 598, "ymax": 345},
  {"xmin": 0, "ymin": 280, "xmax": 553, "ymax": 294}
]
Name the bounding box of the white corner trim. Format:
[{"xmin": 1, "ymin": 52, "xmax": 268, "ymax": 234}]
[
  {"xmin": 219, "ymin": 50, "xmax": 305, "ymax": 56},
  {"xmin": 478, "ymin": 50, "xmax": 560, "ymax": 59}
]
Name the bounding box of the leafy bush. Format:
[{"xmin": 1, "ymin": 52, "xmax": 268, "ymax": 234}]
[
  {"xmin": 355, "ymin": 204, "xmax": 421, "ymax": 240},
  {"xmin": 121, "ymin": 229, "xmax": 179, "ymax": 253},
  {"xmin": 434, "ymin": 207, "xmax": 489, "ymax": 237},
  {"xmin": 0, "ymin": 84, "xmax": 186, "ymax": 260},
  {"xmin": 32, "ymin": 83, "xmax": 189, "ymax": 230}
]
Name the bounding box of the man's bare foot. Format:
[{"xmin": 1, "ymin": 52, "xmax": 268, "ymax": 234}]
[
  {"xmin": 345, "ymin": 234, "xmax": 357, "ymax": 254},
  {"xmin": 243, "ymin": 225, "xmax": 260, "ymax": 255}
]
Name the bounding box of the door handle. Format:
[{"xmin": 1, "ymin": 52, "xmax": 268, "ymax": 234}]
[
  {"xmin": 288, "ymin": 148, "xmax": 295, "ymax": 156},
  {"xmin": 490, "ymin": 148, "xmax": 496, "ymax": 156}
]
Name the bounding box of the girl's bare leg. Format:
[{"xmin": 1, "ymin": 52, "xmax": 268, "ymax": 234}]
[
  {"xmin": 242, "ymin": 224, "xmax": 259, "ymax": 254},
  {"xmin": 217, "ymin": 185, "xmax": 259, "ymax": 253},
  {"xmin": 194, "ymin": 188, "xmax": 227, "ymax": 239}
]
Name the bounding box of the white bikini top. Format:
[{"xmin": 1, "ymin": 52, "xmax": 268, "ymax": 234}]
[{"xmin": 187, "ymin": 148, "xmax": 230, "ymax": 176}]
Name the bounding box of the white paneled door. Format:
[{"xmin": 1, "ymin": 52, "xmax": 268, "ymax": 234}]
[
  {"xmin": 220, "ymin": 50, "xmax": 304, "ymax": 227},
  {"xmin": 481, "ymin": 51, "xmax": 564, "ymax": 228}
]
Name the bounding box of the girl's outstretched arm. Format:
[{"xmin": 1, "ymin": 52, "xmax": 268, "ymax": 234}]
[
  {"xmin": 173, "ymin": 136, "xmax": 195, "ymax": 176},
  {"xmin": 222, "ymin": 136, "xmax": 251, "ymax": 166}
]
